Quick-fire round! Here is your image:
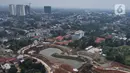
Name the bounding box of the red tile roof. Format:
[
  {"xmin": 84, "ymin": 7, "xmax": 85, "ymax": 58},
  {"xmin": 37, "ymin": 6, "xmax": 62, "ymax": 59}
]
[
  {"xmin": 60, "ymin": 64, "xmax": 74, "ymax": 72},
  {"xmin": 105, "ymin": 35, "xmax": 112, "ymax": 39},
  {"xmin": 56, "ymin": 36, "xmax": 64, "ymax": 41},
  {"xmin": 95, "ymin": 37, "xmax": 105, "ymax": 43},
  {"xmin": 55, "ymin": 40, "xmax": 72, "ymax": 45},
  {"xmin": 0, "ymin": 58, "xmax": 17, "ymax": 62},
  {"xmin": 33, "ymin": 36, "xmax": 39, "ymax": 38},
  {"xmin": 0, "ymin": 58, "xmax": 6, "ymax": 62}
]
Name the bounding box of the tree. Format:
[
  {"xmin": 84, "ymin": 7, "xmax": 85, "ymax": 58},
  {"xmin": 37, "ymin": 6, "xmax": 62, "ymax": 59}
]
[
  {"xmin": 5, "ymin": 38, "xmax": 33, "ymax": 52},
  {"xmin": 19, "ymin": 58, "xmax": 46, "ymax": 73},
  {"xmin": 68, "ymin": 40, "xmax": 79, "ymax": 49},
  {"xmin": 68, "ymin": 37, "xmax": 97, "ymax": 50},
  {"xmin": 8, "ymin": 65, "xmax": 18, "ymax": 73},
  {"xmin": 102, "ymin": 46, "xmax": 130, "ymax": 65}
]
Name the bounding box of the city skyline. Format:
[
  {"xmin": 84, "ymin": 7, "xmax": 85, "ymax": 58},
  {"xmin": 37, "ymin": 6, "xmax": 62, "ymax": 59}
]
[
  {"xmin": 9, "ymin": 4, "xmax": 30, "ymax": 16},
  {"xmin": 0, "ymin": 0, "xmax": 130, "ymax": 10}
]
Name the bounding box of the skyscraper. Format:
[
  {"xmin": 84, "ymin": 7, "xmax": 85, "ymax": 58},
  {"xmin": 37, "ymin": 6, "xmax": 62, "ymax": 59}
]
[
  {"xmin": 9, "ymin": 4, "xmax": 16, "ymax": 16},
  {"xmin": 44, "ymin": 6, "xmax": 51, "ymax": 14},
  {"xmin": 25, "ymin": 5, "xmax": 30, "ymax": 15},
  {"xmin": 16, "ymin": 5, "xmax": 26, "ymax": 16}
]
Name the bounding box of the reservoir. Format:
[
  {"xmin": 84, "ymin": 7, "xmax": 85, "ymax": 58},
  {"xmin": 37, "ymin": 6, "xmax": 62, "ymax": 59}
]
[{"xmin": 40, "ymin": 48, "xmax": 84, "ymax": 68}]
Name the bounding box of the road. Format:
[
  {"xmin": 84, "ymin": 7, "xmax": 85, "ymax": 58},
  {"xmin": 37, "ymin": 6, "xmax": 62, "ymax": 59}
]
[
  {"xmin": 18, "ymin": 43, "xmax": 130, "ymax": 73},
  {"xmin": 77, "ymin": 51, "xmax": 130, "ymax": 73},
  {"xmin": 17, "ymin": 44, "xmax": 53, "ymax": 73}
]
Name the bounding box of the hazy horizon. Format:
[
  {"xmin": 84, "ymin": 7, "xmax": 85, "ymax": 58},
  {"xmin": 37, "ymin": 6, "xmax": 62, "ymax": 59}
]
[{"xmin": 0, "ymin": 0, "xmax": 130, "ymax": 10}]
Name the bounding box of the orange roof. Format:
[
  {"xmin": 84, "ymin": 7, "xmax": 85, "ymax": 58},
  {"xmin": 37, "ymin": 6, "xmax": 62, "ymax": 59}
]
[
  {"xmin": 56, "ymin": 36, "xmax": 64, "ymax": 41},
  {"xmin": 95, "ymin": 37, "xmax": 105, "ymax": 43},
  {"xmin": 0, "ymin": 58, "xmax": 17, "ymax": 62},
  {"xmin": 55, "ymin": 40, "xmax": 72, "ymax": 45}
]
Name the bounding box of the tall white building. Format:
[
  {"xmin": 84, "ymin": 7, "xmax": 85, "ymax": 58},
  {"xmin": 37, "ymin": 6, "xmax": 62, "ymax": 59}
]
[
  {"xmin": 9, "ymin": 4, "xmax": 16, "ymax": 16},
  {"xmin": 16, "ymin": 5, "xmax": 26, "ymax": 16},
  {"xmin": 72, "ymin": 30, "xmax": 85, "ymax": 40}
]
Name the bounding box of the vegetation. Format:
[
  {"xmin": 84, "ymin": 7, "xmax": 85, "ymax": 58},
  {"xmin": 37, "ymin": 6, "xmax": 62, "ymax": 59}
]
[
  {"xmin": 68, "ymin": 36, "xmax": 130, "ymax": 66},
  {"xmin": 19, "ymin": 58, "xmax": 46, "ymax": 73},
  {"xmin": 50, "ymin": 30, "xmax": 66, "ymax": 37},
  {"xmin": 4, "ymin": 38, "xmax": 33, "ymax": 52},
  {"xmin": 8, "ymin": 65, "xmax": 18, "ymax": 73},
  {"xmin": 102, "ymin": 46, "xmax": 130, "ymax": 66},
  {"xmin": 68, "ymin": 37, "xmax": 97, "ymax": 50},
  {"xmin": 100, "ymin": 38, "xmax": 124, "ymax": 47}
]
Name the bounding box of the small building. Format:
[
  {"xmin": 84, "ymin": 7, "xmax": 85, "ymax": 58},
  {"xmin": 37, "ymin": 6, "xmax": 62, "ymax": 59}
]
[
  {"xmin": 1, "ymin": 63, "xmax": 11, "ymax": 70},
  {"xmin": 55, "ymin": 36, "xmax": 64, "ymax": 41},
  {"xmin": 87, "ymin": 47, "xmax": 102, "ymax": 54},
  {"xmin": 85, "ymin": 46, "xmax": 93, "ymax": 51}
]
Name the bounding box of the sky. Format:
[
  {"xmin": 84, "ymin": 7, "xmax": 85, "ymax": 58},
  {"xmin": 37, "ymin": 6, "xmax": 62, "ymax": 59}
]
[{"xmin": 0, "ymin": 0, "xmax": 130, "ymax": 9}]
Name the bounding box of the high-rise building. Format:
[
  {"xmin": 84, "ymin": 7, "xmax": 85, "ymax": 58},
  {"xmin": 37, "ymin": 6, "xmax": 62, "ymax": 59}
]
[
  {"xmin": 44, "ymin": 6, "xmax": 51, "ymax": 14},
  {"xmin": 25, "ymin": 5, "xmax": 30, "ymax": 15},
  {"xmin": 9, "ymin": 4, "xmax": 16, "ymax": 16},
  {"xmin": 16, "ymin": 5, "xmax": 26, "ymax": 16}
]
